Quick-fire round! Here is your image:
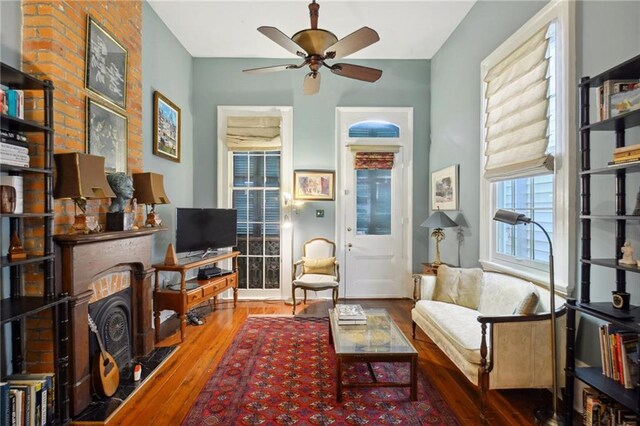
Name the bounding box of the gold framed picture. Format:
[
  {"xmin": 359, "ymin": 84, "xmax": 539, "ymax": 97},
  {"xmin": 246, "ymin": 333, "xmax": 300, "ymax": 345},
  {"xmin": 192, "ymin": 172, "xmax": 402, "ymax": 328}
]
[
  {"xmin": 293, "ymin": 170, "xmax": 335, "ymax": 201},
  {"xmin": 153, "ymin": 91, "xmax": 181, "ymax": 163}
]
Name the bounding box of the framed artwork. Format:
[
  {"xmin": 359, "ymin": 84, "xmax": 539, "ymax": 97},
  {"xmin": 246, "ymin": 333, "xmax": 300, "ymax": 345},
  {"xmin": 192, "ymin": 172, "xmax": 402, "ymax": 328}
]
[
  {"xmin": 85, "ymin": 15, "xmax": 127, "ymax": 110},
  {"xmin": 431, "ymin": 165, "xmax": 458, "ymax": 211},
  {"xmin": 153, "ymin": 91, "xmax": 181, "ymax": 163},
  {"xmin": 294, "ymin": 170, "xmax": 335, "ymax": 201},
  {"xmin": 86, "ymin": 98, "xmax": 128, "ymax": 173}
]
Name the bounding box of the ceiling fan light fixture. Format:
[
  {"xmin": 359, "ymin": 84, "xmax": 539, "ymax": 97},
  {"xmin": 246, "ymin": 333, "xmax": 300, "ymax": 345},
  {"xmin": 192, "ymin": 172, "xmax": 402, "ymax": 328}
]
[{"xmin": 243, "ymin": 0, "xmax": 382, "ymax": 95}]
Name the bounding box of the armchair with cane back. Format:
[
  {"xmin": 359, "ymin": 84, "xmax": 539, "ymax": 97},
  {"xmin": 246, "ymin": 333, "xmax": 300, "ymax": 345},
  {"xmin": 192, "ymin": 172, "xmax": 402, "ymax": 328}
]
[{"xmin": 292, "ymin": 238, "xmax": 340, "ymax": 314}]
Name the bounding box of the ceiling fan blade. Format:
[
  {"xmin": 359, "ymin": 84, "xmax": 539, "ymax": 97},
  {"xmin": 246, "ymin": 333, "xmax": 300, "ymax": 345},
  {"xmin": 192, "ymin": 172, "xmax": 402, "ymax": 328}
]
[
  {"xmin": 258, "ymin": 26, "xmax": 307, "ymax": 58},
  {"xmin": 325, "ymin": 27, "xmax": 380, "ymax": 59},
  {"xmin": 330, "ymin": 63, "xmax": 382, "ymax": 82},
  {"xmin": 243, "ymin": 61, "xmax": 307, "ymax": 74},
  {"xmin": 303, "ymin": 72, "xmax": 321, "ymax": 95}
]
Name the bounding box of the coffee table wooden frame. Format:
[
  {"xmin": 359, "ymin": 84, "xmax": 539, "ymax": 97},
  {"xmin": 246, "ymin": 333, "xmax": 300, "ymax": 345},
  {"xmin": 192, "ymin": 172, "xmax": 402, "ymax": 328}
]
[{"xmin": 328, "ymin": 308, "xmax": 418, "ymax": 402}]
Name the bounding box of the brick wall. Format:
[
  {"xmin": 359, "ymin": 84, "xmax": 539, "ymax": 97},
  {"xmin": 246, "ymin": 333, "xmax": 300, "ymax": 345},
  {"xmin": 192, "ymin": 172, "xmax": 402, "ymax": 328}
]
[{"xmin": 20, "ymin": 0, "xmax": 143, "ymax": 372}]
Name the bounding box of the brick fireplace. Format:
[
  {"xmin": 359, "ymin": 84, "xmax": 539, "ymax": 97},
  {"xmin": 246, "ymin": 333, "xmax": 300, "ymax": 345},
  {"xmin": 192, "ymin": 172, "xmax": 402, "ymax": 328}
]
[{"xmin": 54, "ymin": 228, "xmax": 161, "ymax": 417}]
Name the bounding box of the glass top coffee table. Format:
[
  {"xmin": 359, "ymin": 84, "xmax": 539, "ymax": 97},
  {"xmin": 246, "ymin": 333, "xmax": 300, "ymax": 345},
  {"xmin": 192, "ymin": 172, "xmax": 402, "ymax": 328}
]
[{"xmin": 328, "ymin": 308, "xmax": 418, "ymax": 402}]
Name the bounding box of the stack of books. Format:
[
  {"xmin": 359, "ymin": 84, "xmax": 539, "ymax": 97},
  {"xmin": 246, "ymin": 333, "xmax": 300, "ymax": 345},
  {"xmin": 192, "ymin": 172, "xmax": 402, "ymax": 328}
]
[
  {"xmin": 598, "ymin": 323, "xmax": 639, "ymax": 389},
  {"xmin": 1, "ymin": 88, "xmax": 25, "ymax": 119},
  {"xmin": 335, "ymin": 304, "xmax": 367, "ymax": 325},
  {"xmin": 1, "ymin": 129, "xmax": 29, "ymax": 168},
  {"xmin": 609, "ymin": 144, "xmax": 640, "ymax": 167},
  {"xmin": 583, "ymin": 387, "xmax": 638, "ymax": 425},
  {"xmin": 1, "ymin": 373, "xmax": 55, "ymax": 426}
]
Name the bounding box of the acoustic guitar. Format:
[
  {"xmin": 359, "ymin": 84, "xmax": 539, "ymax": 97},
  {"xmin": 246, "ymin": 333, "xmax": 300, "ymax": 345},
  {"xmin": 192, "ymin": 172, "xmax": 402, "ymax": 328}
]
[{"xmin": 88, "ymin": 314, "xmax": 120, "ymax": 398}]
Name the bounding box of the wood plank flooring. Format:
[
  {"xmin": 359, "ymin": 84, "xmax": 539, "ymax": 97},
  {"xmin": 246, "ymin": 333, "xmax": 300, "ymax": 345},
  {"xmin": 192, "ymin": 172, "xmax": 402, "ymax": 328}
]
[{"xmin": 105, "ymin": 299, "xmax": 551, "ymax": 425}]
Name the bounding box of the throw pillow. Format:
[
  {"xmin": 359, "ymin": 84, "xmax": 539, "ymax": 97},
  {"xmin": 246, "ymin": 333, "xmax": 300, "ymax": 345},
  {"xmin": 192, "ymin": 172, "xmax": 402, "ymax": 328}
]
[
  {"xmin": 302, "ymin": 257, "xmax": 335, "ymax": 275},
  {"xmin": 432, "ymin": 265, "xmax": 483, "ymax": 310},
  {"xmin": 512, "ymin": 289, "xmax": 540, "ymax": 315}
]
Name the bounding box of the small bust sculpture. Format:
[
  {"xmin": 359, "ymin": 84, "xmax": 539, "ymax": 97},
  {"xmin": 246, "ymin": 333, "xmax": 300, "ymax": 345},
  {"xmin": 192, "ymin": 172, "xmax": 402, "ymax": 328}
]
[
  {"xmin": 620, "ymin": 240, "xmax": 636, "ymax": 265},
  {"xmin": 107, "ymin": 173, "xmax": 134, "ymax": 213}
]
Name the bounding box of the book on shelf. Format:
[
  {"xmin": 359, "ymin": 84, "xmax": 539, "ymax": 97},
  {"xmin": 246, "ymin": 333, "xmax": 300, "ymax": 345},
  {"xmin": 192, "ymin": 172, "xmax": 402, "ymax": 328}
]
[
  {"xmin": 598, "ymin": 324, "xmax": 639, "ymax": 389},
  {"xmin": 0, "ymin": 382, "xmax": 8, "ymax": 426},
  {"xmin": 0, "ymin": 142, "xmax": 28, "ymax": 156},
  {"xmin": 611, "ymin": 87, "xmax": 640, "ymax": 118},
  {"xmin": 8, "ymin": 373, "xmax": 54, "ymax": 425},
  {"xmin": 4, "ymin": 90, "xmax": 24, "ymax": 119},
  {"xmin": 0, "ymin": 130, "xmax": 28, "ymax": 143},
  {"xmin": 597, "ymin": 79, "xmax": 640, "ymax": 120},
  {"xmin": 0, "ymin": 158, "xmax": 29, "ymax": 168},
  {"xmin": 9, "ymin": 388, "xmax": 23, "ymax": 426},
  {"xmin": 583, "ymin": 387, "xmax": 637, "ymax": 425},
  {"xmin": 335, "ymin": 304, "xmax": 366, "ymax": 320},
  {"xmin": 607, "ymin": 159, "xmax": 640, "ymax": 167}
]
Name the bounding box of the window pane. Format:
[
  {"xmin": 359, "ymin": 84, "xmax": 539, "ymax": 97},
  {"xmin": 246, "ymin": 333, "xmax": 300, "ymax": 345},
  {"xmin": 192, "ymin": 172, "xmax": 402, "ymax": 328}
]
[
  {"xmin": 248, "ymin": 224, "xmax": 263, "ymax": 255},
  {"xmin": 248, "ymin": 257, "xmax": 263, "ymax": 289},
  {"xmin": 356, "ymin": 169, "xmax": 391, "ymax": 235},
  {"xmin": 248, "ymin": 190, "xmax": 263, "ymax": 222},
  {"xmin": 249, "ymin": 155, "xmax": 264, "ymax": 187},
  {"xmin": 265, "ymin": 155, "xmax": 280, "ymax": 187},
  {"xmin": 233, "ymin": 154, "xmax": 249, "ymax": 187},
  {"xmin": 237, "ymin": 256, "xmax": 247, "ymax": 289},
  {"xmin": 348, "ymin": 121, "xmax": 400, "ymax": 138},
  {"xmin": 233, "ymin": 190, "xmax": 248, "ymax": 223},
  {"xmin": 265, "ymin": 257, "xmax": 280, "ymax": 289},
  {"xmin": 264, "ymin": 190, "xmax": 280, "ymax": 223}
]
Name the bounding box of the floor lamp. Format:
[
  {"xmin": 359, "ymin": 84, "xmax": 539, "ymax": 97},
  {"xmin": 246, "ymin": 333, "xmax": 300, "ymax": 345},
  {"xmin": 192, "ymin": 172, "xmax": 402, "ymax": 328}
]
[{"xmin": 493, "ymin": 209, "xmax": 562, "ymax": 425}]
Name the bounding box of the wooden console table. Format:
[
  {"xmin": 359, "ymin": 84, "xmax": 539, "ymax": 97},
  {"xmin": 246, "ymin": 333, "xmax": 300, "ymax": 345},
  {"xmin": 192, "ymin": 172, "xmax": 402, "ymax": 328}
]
[{"xmin": 153, "ymin": 251, "xmax": 239, "ymax": 342}]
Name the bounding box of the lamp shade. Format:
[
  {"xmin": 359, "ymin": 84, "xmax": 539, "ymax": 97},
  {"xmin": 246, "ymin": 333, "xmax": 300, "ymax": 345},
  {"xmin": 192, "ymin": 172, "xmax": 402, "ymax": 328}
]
[
  {"xmin": 493, "ymin": 209, "xmax": 532, "ymax": 225},
  {"xmin": 53, "ymin": 152, "xmax": 115, "ymax": 199},
  {"xmin": 132, "ymin": 172, "xmax": 170, "ymax": 205},
  {"xmin": 420, "ymin": 211, "xmax": 458, "ymax": 229}
]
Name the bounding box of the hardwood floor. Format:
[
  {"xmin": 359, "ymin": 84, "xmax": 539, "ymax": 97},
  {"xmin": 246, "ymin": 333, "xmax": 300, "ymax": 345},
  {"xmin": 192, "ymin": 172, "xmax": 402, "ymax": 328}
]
[{"xmin": 106, "ymin": 299, "xmax": 551, "ymax": 425}]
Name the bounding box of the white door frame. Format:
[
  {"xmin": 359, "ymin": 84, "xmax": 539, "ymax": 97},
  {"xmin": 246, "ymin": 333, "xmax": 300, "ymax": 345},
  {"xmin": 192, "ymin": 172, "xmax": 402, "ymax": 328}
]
[
  {"xmin": 217, "ymin": 106, "xmax": 294, "ymax": 300},
  {"xmin": 335, "ymin": 107, "xmax": 413, "ymax": 299}
]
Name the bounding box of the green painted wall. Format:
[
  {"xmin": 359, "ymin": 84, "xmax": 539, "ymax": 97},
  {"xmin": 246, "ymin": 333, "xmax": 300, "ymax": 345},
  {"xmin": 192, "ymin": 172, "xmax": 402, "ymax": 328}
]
[{"xmin": 192, "ymin": 58, "xmax": 431, "ymax": 270}]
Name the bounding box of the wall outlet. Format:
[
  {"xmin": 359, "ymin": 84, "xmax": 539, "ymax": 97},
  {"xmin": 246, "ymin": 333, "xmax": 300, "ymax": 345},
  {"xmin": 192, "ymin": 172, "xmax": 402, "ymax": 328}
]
[{"xmin": 316, "ymin": 209, "xmax": 324, "ymax": 218}]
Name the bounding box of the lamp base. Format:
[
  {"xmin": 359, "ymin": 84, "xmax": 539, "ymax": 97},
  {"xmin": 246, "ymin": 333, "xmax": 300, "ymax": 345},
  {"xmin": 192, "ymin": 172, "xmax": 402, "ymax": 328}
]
[
  {"xmin": 145, "ymin": 211, "xmax": 162, "ymax": 227},
  {"xmin": 533, "ymin": 408, "xmax": 564, "ymax": 425},
  {"xmin": 69, "ymin": 214, "xmax": 101, "ymax": 234}
]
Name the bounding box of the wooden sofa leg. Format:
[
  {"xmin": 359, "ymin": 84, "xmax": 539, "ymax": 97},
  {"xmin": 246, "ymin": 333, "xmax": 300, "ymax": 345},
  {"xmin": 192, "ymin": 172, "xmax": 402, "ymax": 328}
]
[
  {"xmin": 292, "ymin": 288, "xmax": 297, "ymax": 315},
  {"xmin": 412, "ymin": 321, "xmax": 416, "ymax": 339},
  {"xmin": 479, "ymin": 384, "xmax": 489, "ymax": 425}
]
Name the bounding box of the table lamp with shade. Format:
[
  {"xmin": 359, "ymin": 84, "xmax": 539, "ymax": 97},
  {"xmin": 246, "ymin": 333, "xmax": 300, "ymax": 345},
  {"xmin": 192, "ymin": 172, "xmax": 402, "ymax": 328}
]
[
  {"xmin": 132, "ymin": 172, "xmax": 170, "ymax": 227},
  {"xmin": 493, "ymin": 209, "xmax": 562, "ymax": 425},
  {"xmin": 420, "ymin": 208, "xmax": 458, "ymax": 266},
  {"xmin": 53, "ymin": 152, "xmax": 115, "ymax": 234}
]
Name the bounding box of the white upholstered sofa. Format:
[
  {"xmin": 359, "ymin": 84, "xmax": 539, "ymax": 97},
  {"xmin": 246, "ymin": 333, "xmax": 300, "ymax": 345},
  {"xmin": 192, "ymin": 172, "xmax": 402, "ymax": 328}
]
[{"xmin": 411, "ymin": 266, "xmax": 566, "ymax": 414}]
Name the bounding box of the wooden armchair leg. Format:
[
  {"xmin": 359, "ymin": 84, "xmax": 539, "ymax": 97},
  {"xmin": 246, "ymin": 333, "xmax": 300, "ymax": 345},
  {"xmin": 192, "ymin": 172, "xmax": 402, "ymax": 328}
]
[
  {"xmin": 292, "ymin": 287, "xmax": 297, "ymax": 315},
  {"xmin": 412, "ymin": 321, "xmax": 416, "ymax": 339},
  {"xmin": 332, "ymin": 287, "xmax": 338, "ymax": 307},
  {"xmin": 303, "ymin": 289, "xmax": 308, "ymax": 304}
]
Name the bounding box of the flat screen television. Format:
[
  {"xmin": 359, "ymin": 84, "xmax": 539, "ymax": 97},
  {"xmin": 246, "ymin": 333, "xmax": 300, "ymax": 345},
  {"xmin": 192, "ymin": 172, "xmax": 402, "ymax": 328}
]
[{"xmin": 175, "ymin": 208, "xmax": 237, "ymax": 254}]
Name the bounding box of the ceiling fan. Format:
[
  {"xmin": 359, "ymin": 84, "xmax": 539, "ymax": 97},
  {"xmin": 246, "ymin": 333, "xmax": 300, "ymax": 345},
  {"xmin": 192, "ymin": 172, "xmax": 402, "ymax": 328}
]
[{"xmin": 243, "ymin": 0, "xmax": 382, "ymax": 95}]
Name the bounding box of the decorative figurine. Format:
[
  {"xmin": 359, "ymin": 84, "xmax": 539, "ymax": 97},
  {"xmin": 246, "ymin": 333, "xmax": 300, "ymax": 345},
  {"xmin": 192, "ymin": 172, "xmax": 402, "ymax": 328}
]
[
  {"xmin": 106, "ymin": 173, "xmax": 135, "ymax": 231},
  {"xmin": 619, "ymin": 240, "xmax": 636, "ymax": 265},
  {"xmin": 8, "ymin": 231, "xmax": 27, "ymax": 260},
  {"xmin": 107, "ymin": 173, "xmax": 134, "ymax": 213}
]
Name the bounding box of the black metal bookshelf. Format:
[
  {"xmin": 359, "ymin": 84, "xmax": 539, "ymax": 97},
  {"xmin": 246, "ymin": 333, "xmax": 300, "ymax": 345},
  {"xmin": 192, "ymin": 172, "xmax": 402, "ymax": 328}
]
[
  {"xmin": 0, "ymin": 61, "xmax": 70, "ymax": 424},
  {"xmin": 566, "ymin": 53, "xmax": 640, "ymax": 424}
]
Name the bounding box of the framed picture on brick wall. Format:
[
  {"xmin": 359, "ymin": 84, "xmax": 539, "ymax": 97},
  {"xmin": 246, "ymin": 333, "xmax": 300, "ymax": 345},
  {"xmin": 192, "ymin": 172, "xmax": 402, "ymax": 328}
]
[
  {"xmin": 85, "ymin": 15, "xmax": 127, "ymax": 110},
  {"xmin": 86, "ymin": 98, "xmax": 128, "ymax": 173}
]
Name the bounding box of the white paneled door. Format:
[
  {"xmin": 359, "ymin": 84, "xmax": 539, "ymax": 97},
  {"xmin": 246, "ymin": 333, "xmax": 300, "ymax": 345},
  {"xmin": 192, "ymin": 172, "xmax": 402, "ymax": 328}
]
[{"xmin": 336, "ymin": 108, "xmax": 413, "ymax": 299}]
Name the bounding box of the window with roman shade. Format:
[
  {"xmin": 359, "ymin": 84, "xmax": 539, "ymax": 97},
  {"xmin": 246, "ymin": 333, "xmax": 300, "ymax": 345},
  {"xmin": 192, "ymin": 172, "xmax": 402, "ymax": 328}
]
[
  {"xmin": 479, "ymin": 0, "xmax": 575, "ymax": 295},
  {"xmin": 354, "ymin": 152, "xmax": 395, "ymax": 170},
  {"xmin": 483, "ymin": 24, "xmax": 553, "ymax": 182}
]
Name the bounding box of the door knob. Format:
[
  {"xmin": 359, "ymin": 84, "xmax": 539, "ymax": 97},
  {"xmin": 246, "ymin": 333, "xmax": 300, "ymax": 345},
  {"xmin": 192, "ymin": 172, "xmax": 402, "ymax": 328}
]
[
  {"xmin": 347, "ymin": 243, "xmax": 353, "ymax": 248},
  {"xmin": 347, "ymin": 227, "xmax": 352, "ymax": 231}
]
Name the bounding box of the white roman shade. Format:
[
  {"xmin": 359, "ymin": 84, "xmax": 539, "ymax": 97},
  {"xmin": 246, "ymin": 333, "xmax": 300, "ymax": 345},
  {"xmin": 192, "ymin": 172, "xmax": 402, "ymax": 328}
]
[
  {"xmin": 226, "ymin": 116, "xmax": 282, "ymax": 151},
  {"xmin": 483, "ymin": 25, "xmax": 553, "ymax": 181}
]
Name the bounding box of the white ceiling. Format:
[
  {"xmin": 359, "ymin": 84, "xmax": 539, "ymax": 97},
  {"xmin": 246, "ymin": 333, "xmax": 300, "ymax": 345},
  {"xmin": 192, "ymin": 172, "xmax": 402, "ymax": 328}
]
[{"xmin": 147, "ymin": 0, "xmax": 476, "ymax": 60}]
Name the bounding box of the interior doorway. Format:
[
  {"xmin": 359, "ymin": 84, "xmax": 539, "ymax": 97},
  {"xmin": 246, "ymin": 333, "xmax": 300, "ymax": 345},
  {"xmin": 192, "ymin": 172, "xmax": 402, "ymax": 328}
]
[{"xmin": 336, "ymin": 108, "xmax": 413, "ymax": 298}]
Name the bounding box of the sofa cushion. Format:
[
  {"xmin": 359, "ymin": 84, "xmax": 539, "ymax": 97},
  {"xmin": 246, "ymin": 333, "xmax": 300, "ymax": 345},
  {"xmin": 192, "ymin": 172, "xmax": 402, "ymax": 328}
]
[
  {"xmin": 513, "ymin": 289, "xmax": 540, "ymax": 315},
  {"xmin": 414, "ymin": 300, "xmax": 484, "ymax": 364},
  {"xmin": 477, "ymin": 272, "xmax": 539, "ymax": 316},
  {"xmin": 433, "ymin": 265, "xmax": 483, "ymax": 310}
]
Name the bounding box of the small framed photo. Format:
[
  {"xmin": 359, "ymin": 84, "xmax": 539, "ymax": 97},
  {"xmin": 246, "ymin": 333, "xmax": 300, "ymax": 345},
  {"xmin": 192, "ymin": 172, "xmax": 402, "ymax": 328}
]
[
  {"xmin": 294, "ymin": 170, "xmax": 335, "ymax": 201},
  {"xmin": 153, "ymin": 91, "xmax": 181, "ymax": 163},
  {"xmin": 431, "ymin": 165, "xmax": 458, "ymax": 211},
  {"xmin": 85, "ymin": 15, "xmax": 127, "ymax": 110},
  {"xmin": 86, "ymin": 98, "xmax": 128, "ymax": 173}
]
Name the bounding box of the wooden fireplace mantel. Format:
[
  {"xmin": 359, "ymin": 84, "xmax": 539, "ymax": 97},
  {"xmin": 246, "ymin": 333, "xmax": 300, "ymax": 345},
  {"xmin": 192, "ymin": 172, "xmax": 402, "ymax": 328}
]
[{"xmin": 54, "ymin": 227, "xmax": 163, "ymax": 417}]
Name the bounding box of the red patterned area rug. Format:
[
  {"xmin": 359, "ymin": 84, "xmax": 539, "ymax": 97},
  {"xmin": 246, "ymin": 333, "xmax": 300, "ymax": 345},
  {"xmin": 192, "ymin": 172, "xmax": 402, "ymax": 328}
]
[{"xmin": 183, "ymin": 316, "xmax": 459, "ymax": 425}]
